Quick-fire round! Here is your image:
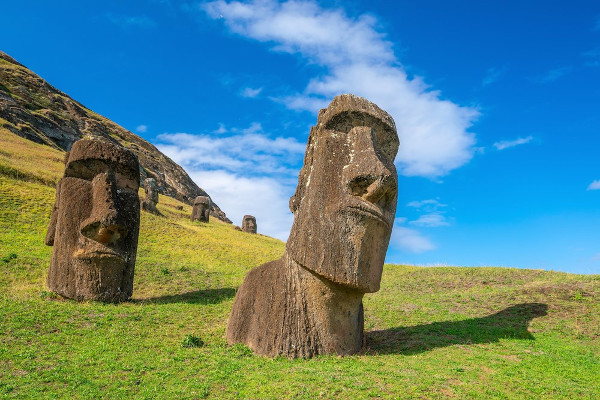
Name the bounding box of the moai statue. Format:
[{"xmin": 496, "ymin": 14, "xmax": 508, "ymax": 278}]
[
  {"xmin": 141, "ymin": 177, "xmax": 160, "ymax": 215},
  {"xmin": 241, "ymin": 215, "xmax": 257, "ymax": 234},
  {"xmin": 226, "ymin": 94, "xmax": 399, "ymax": 357},
  {"xmin": 191, "ymin": 196, "xmax": 211, "ymax": 222},
  {"xmin": 45, "ymin": 139, "xmax": 141, "ymax": 302}
]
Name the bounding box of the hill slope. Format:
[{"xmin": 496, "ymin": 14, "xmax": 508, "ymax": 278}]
[
  {"xmin": 0, "ymin": 50, "xmax": 230, "ymax": 222},
  {"xmin": 0, "ymin": 110, "xmax": 599, "ymax": 398}
]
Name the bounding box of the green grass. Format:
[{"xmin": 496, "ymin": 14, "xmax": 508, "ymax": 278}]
[{"xmin": 0, "ymin": 131, "xmax": 599, "ymax": 399}]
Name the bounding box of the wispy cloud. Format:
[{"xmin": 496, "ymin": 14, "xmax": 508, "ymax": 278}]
[
  {"xmin": 407, "ymin": 199, "xmax": 446, "ymax": 212},
  {"xmin": 587, "ymin": 179, "xmax": 600, "ymax": 190},
  {"xmin": 156, "ymin": 125, "xmax": 306, "ymax": 240},
  {"xmin": 534, "ymin": 66, "xmax": 571, "ymax": 84},
  {"xmin": 135, "ymin": 124, "xmax": 148, "ymax": 133},
  {"xmin": 240, "ymin": 86, "xmax": 263, "ymax": 98},
  {"xmin": 391, "ymin": 219, "xmax": 435, "ymax": 253},
  {"xmin": 201, "ymin": 0, "xmax": 479, "ymax": 179},
  {"xmin": 583, "ymin": 48, "xmax": 600, "ymax": 67},
  {"xmin": 482, "ymin": 66, "xmax": 507, "ymax": 87},
  {"xmin": 409, "ymin": 213, "xmax": 450, "ymax": 228},
  {"xmin": 493, "ymin": 136, "xmax": 533, "ymax": 151},
  {"xmin": 594, "ymin": 15, "xmax": 600, "ymax": 31},
  {"xmin": 106, "ymin": 14, "xmax": 157, "ymax": 29}
]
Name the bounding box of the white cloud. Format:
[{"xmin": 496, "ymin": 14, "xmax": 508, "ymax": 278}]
[
  {"xmin": 493, "ymin": 136, "xmax": 533, "ymax": 151},
  {"xmin": 214, "ymin": 123, "xmax": 227, "ymax": 134},
  {"xmin": 241, "ymin": 86, "xmax": 263, "ymax": 98},
  {"xmin": 407, "ymin": 199, "xmax": 446, "ymax": 212},
  {"xmin": 391, "ymin": 219, "xmax": 435, "ymax": 253},
  {"xmin": 587, "ymin": 180, "xmax": 600, "ymax": 190},
  {"xmin": 202, "ymin": 0, "xmax": 479, "ymax": 179},
  {"xmin": 187, "ymin": 169, "xmax": 294, "ymax": 240},
  {"xmin": 155, "ymin": 125, "xmax": 305, "ymax": 240},
  {"xmin": 482, "ymin": 66, "xmax": 507, "ymax": 87},
  {"xmin": 136, "ymin": 124, "xmax": 148, "ymax": 133},
  {"xmin": 410, "ymin": 213, "xmax": 450, "ymax": 228}
]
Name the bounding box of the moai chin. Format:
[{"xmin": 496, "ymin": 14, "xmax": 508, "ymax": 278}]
[
  {"xmin": 141, "ymin": 177, "xmax": 160, "ymax": 215},
  {"xmin": 45, "ymin": 139, "xmax": 141, "ymax": 302},
  {"xmin": 241, "ymin": 215, "xmax": 257, "ymax": 234},
  {"xmin": 191, "ymin": 196, "xmax": 211, "ymax": 222},
  {"xmin": 226, "ymin": 94, "xmax": 399, "ymax": 357}
]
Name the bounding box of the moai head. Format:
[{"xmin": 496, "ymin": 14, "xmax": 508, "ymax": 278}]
[
  {"xmin": 287, "ymin": 94, "xmax": 399, "ymax": 293},
  {"xmin": 144, "ymin": 178, "xmax": 159, "ymax": 204},
  {"xmin": 241, "ymin": 215, "xmax": 257, "ymax": 234},
  {"xmin": 191, "ymin": 196, "xmax": 211, "ymax": 222},
  {"xmin": 45, "ymin": 139, "xmax": 141, "ymax": 302}
]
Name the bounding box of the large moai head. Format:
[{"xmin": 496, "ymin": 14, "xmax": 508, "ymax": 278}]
[
  {"xmin": 191, "ymin": 196, "xmax": 211, "ymax": 222},
  {"xmin": 241, "ymin": 215, "xmax": 257, "ymax": 234},
  {"xmin": 45, "ymin": 139, "xmax": 141, "ymax": 302},
  {"xmin": 287, "ymin": 94, "xmax": 399, "ymax": 293},
  {"xmin": 144, "ymin": 178, "xmax": 159, "ymax": 204}
]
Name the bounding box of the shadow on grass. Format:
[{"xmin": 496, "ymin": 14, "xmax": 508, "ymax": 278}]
[
  {"xmin": 139, "ymin": 288, "xmax": 236, "ymax": 305},
  {"xmin": 367, "ymin": 302, "xmax": 548, "ymax": 355}
]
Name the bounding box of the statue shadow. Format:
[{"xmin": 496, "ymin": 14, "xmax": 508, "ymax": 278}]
[
  {"xmin": 367, "ymin": 302, "xmax": 548, "ymax": 355},
  {"xmin": 138, "ymin": 288, "xmax": 236, "ymax": 305}
]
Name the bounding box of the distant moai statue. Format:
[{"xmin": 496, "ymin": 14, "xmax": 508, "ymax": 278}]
[
  {"xmin": 141, "ymin": 177, "xmax": 160, "ymax": 215},
  {"xmin": 45, "ymin": 139, "xmax": 141, "ymax": 302},
  {"xmin": 191, "ymin": 196, "xmax": 211, "ymax": 222},
  {"xmin": 241, "ymin": 215, "xmax": 257, "ymax": 234},
  {"xmin": 226, "ymin": 94, "xmax": 399, "ymax": 357}
]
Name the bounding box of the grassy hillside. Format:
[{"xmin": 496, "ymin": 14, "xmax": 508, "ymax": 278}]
[{"xmin": 1, "ymin": 129, "xmax": 599, "ymax": 399}]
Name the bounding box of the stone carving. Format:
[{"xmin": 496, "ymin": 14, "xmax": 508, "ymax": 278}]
[
  {"xmin": 141, "ymin": 177, "xmax": 160, "ymax": 215},
  {"xmin": 45, "ymin": 139, "xmax": 141, "ymax": 302},
  {"xmin": 226, "ymin": 94, "xmax": 399, "ymax": 357},
  {"xmin": 241, "ymin": 215, "xmax": 257, "ymax": 234},
  {"xmin": 191, "ymin": 196, "xmax": 211, "ymax": 222}
]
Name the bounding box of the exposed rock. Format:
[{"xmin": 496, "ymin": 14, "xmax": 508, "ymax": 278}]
[
  {"xmin": 141, "ymin": 178, "xmax": 160, "ymax": 215},
  {"xmin": 191, "ymin": 196, "xmax": 211, "ymax": 222},
  {"xmin": 45, "ymin": 139, "xmax": 141, "ymax": 302},
  {"xmin": 226, "ymin": 94, "xmax": 399, "ymax": 357},
  {"xmin": 241, "ymin": 215, "xmax": 257, "ymax": 234},
  {"xmin": 0, "ymin": 50, "xmax": 231, "ymax": 223}
]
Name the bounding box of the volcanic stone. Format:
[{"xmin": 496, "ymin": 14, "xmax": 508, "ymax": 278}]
[
  {"xmin": 226, "ymin": 94, "xmax": 399, "ymax": 357},
  {"xmin": 45, "ymin": 139, "xmax": 141, "ymax": 302},
  {"xmin": 191, "ymin": 196, "xmax": 211, "ymax": 222},
  {"xmin": 141, "ymin": 177, "xmax": 160, "ymax": 215},
  {"xmin": 241, "ymin": 215, "xmax": 257, "ymax": 234}
]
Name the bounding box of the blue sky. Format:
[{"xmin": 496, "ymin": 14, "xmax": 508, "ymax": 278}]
[{"xmin": 2, "ymin": 0, "xmax": 599, "ymax": 274}]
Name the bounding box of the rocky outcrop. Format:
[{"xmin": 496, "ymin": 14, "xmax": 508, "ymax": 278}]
[{"xmin": 0, "ymin": 50, "xmax": 230, "ymax": 223}]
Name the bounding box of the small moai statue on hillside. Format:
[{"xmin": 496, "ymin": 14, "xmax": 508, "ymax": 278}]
[
  {"xmin": 45, "ymin": 139, "xmax": 141, "ymax": 302},
  {"xmin": 226, "ymin": 94, "xmax": 399, "ymax": 358},
  {"xmin": 141, "ymin": 177, "xmax": 160, "ymax": 215},
  {"xmin": 191, "ymin": 196, "xmax": 211, "ymax": 222},
  {"xmin": 241, "ymin": 215, "xmax": 257, "ymax": 234}
]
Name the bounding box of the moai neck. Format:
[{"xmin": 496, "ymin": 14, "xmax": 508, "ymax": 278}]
[{"xmin": 285, "ymin": 253, "xmax": 365, "ymax": 355}]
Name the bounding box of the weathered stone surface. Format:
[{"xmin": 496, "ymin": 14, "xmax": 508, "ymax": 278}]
[
  {"xmin": 226, "ymin": 94, "xmax": 399, "ymax": 357},
  {"xmin": 0, "ymin": 50, "xmax": 231, "ymax": 223},
  {"xmin": 241, "ymin": 215, "xmax": 257, "ymax": 234},
  {"xmin": 141, "ymin": 177, "xmax": 160, "ymax": 215},
  {"xmin": 45, "ymin": 139, "xmax": 141, "ymax": 302},
  {"xmin": 191, "ymin": 196, "xmax": 211, "ymax": 222}
]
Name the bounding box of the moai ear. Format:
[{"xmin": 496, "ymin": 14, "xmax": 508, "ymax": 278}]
[{"xmin": 45, "ymin": 180, "xmax": 62, "ymax": 246}]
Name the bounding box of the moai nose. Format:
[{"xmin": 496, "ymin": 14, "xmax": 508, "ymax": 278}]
[
  {"xmin": 80, "ymin": 171, "xmax": 128, "ymax": 245},
  {"xmin": 344, "ymin": 127, "xmax": 397, "ymax": 210}
]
